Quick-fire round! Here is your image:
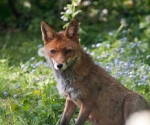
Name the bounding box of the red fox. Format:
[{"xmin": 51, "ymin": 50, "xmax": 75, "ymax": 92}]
[{"xmin": 41, "ymin": 19, "xmax": 150, "ymax": 125}]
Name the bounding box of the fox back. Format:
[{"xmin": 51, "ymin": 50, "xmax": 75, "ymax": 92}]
[{"xmin": 41, "ymin": 19, "xmax": 150, "ymax": 125}]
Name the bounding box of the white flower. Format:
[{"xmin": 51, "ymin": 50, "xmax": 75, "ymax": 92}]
[
  {"xmin": 64, "ymin": 7, "xmax": 67, "ymax": 10},
  {"xmin": 83, "ymin": 1, "xmax": 91, "ymax": 6},
  {"xmin": 120, "ymin": 18, "xmax": 127, "ymax": 26},
  {"xmin": 38, "ymin": 47, "xmax": 45, "ymax": 57},
  {"xmin": 63, "ymin": 17, "xmax": 68, "ymax": 21},
  {"xmin": 66, "ymin": 9, "xmax": 72, "ymax": 14},
  {"xmin": 145, "ymin": 15, "xmax": 150, "ymax": 23},
  {"xmin": 109, "ymin": 32, "xmax": 113, "ymax": 36},
  {"xmin": 96, "ymin": 43, "xmax": 102, "ymax": 47},
  {"xmin": 73, "ymin": 0, "xmax": 81, "ymax": 6},
  {"xmin": 13, "ymin": 94, "xmax": 18, "ymax": 98},
  {"xmin": 146, "ymin": 55, "xmax": 150, "ymax": 59},
  {"xmin": 60, "ymin": 12, "xmax": 64, "ymax": 15},
  {"xmin": 102, "ymin": 9, "xmax": 108, "ymax": 15}
]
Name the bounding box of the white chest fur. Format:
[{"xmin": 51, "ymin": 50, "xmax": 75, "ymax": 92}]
[{"xmin": 56, "ymin": 72, "xmax": 81, "ymax": 99}]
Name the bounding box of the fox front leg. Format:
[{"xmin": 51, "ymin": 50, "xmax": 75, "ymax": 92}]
[
  {"xmin": 75, "ymin": 102, "xmax": 92, "ymax": 125},
  {"xmin": 60, "ymin": 99, "xmax": 77, "ymax": 125}
]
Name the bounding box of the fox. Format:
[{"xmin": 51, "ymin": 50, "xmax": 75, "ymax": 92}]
[{"xmin": 40, "ymin": 19, "xmax": 150, "ymax": 125}]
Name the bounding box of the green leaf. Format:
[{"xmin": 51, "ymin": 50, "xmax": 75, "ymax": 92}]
[
  {"xmin": 23, "ymin": 92, "xmax": 33, "ymax": 97},
  {"xmin": 5, "ymin": 110, "xmax": 11, "ymax": 115},
  {"xmin": 34, "ymin": 90, "xmax": 41, "ymax": 96},
  {"xmin": 0, "ymin": 59, "xmax": 7, "ymax": 63},
  {"xmin": 22, "ymin": 98, "xmax": 30, "ymax": 104},
  {"xmin": 63, "ymin": 22, "xmax": 69, "ymax": 29},
  {"xmin": 53, "ymin": 103, "xmax": 61, "ymax": 110},
  {"xmin": 38, "ymin": 100, "xmax": 43, "ymax": 106},
  {"xmin": 23, "ymin": 104, "xmax": 30, "ymax": 111},
  {"xmin": 11, "ymin": 103, "xmax": 19, "ymax": 111},
  {"xmin": 72, "ymin": 10, "xmax": 82, "ymax": 18}
]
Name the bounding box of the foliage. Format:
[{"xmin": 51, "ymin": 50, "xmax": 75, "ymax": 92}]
[
  {"xmin": 1, "ymin": 0, "xmax": 150, "ymax": 45},
  {"xmin": 0, "ymin": 0, "xmax": 150, "ymax": 125}
]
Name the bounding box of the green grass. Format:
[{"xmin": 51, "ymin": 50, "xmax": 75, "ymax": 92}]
[
  {"xmin": 0, "ymin": 32, "xmax": 63, "ymax": 125},
  {"xmin": 0, "ymin": 31, "xmax": 150, "ymax": 125}
]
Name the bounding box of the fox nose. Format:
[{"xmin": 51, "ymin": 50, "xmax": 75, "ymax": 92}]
[{"xmin": 57, "ymin": 64, "xmax": 63, "ymax": 69}]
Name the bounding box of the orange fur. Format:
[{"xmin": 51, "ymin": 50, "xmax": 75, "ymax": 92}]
[{"xmin": 41, "ymin": 19, "xmax": 150, "ymax": 125}]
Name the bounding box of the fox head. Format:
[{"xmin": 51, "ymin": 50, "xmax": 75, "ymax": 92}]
[{"xmin": 41, "ymin": 19, "xmax": 81, "ymax": 71}]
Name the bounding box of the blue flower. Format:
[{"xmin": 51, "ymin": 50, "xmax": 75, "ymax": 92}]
[
  {"xmin": 4, "ymin": 91, "xmax": 8, "ymax": 96},
  {"xmin": 15, "ymin": 85, "xmax": 20, "ymax": 89}
]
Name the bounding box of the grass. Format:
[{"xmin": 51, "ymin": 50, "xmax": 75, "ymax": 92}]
[{"xmin": 0, "ymin": 30, "xmax": 150, "ymax": 125}]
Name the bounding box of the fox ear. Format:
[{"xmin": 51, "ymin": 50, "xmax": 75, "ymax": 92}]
[
  {"xmin": 41, "ymin": 21, "xmax": 56, "ymax": 44},
  {"xmin": 65, "ymin": 19, "xmax": 79, "ymax": 39}
]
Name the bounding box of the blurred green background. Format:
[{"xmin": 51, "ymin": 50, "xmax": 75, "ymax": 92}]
[{"xmin": 0, "ymin": 0, "xmax": 150, "ymax": 45}]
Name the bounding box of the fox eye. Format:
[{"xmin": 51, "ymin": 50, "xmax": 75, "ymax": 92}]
[
  {"xmin": 50, "ymin": 50, "xmax": 56, "ymax": 54},
  {"xmin": 66, "ymin": 50, "xmax": 72, "ymax": 54}
]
